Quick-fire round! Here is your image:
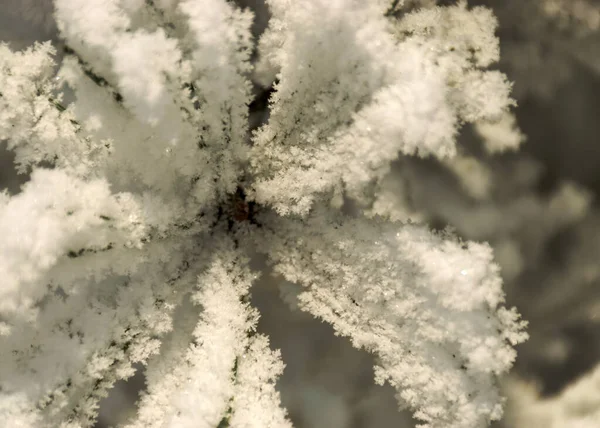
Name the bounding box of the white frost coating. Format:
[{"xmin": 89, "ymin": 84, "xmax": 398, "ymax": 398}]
[
  {"xmin": 250, "ymin": 1, "xmax": 515, "ymax": 216},
  {"xmin": 178, "ymin": 0, "xmax": 254, "ymax": 195},
  {"xmin": 258, "ymin": 206, "xmax": 527, "ymax": 428},
  {"xmin": 252, "ymin": 41, "xmax": 458, "ymax": 215},
  {"xmin": 54, "ymin": 0, "xmax": 254, "ymax": 208},
  {"xmin": 55, "ymin": 0, "xmax": 183, "ymax": 124},
  {"xmin": 0, "ymin": 42, "xmax": 111, "ymax": 176},
  {"xmin": 125, "ymin": 250, "xmax": 291, "ymax": 428},
  {"xmin": 0, "ymin": 169, "xmax": 144, "ymax": 320},
  {"xmin": 0, "ymin": 0, "xmax": 526, "ymax": 426},
  {"xmin": 229, "ymin": 335, "xmax": 293, "ymax": 428},
  {"xmin": 251, "ymin": 0, "xmax": 416, "ymax": 215},
  {"xmin": 54, "ymin": 0, "xmax": 130, "ymax": 49},
  {"xmin": 0, "ymin": 392, "xmax": 43, "ymax": 428},
  {"xmin": 111, "ymin": 30, "xmax": 182, "ymax": 124},
  {"xmin": 165, "ymin": 256, "xmax": 256, "ymax": 428}
]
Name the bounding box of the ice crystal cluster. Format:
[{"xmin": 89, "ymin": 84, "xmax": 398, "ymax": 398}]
[{"xmin": 0, "ymin": 1, "xmax": 527, "ymax": 427}]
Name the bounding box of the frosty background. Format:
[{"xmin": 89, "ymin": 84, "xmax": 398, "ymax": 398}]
[{"xmin": 1, "ymin": 0, "xmax": 600, "ymax": 427}]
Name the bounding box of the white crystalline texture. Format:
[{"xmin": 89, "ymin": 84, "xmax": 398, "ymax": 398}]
[
  {"xmin": 260, "ymin": 208, "xmax": 527, "ymax": 428},
  {"xmin": 0, "ymin": 169, "xmax": 145, "ymax": 320},
  {"xmin": 0, "ymin": 0, "xmax": 527, "ymax": 427}
]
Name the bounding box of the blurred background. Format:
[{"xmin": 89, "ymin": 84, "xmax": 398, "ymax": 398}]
[{"xmin": 2, "ymin": 0, "xmax": 600, "ymax": 426}]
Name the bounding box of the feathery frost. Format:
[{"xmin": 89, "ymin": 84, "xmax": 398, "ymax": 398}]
[{"xmin": 0, "ymin": 1, "xmax": 526, "ymax": 427}]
